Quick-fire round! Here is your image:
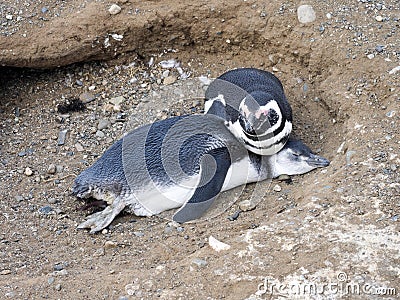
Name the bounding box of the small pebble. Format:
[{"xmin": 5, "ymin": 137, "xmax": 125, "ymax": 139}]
[
  {"xmin": 0, "ymin": 269, "xmax": 11, "ymax": 275},
  {"xmin": 48, "ymin": 277, "xmax": 55, "ymax": 284},
  {"xmin": 209, "ymin": 236, "xmax": 231, "ymax": 252},
  {"xmin": 53, "ymin": 264, "xmax": 64, "ymax": 271},
  {"xmin": 273, "ymin": 184, "xmax": 282, "ymax": 192},
  {"xmin": 375, "ymin": 45, "xmax": 384, "ymax": 53},
  {"xmin": 38, "ymin": 206, "xmax": 53, "ymax": 214},
  {"xmin": 192, "ymin": 258, "xmax": 207, "ymax": 267},
  {"xmin": 47, "ymin": 164, "xmax": 56, "ymax": 174},
  {"xmin": 388, "ymin": 66, "xmax": 400, "ymax": 75},
  {"xmin": 96, "ymin": 130, "xmax": 105, "ymax": 138},
  {"xmin": 24, "ymin": 167, "xmax": 33, "ymax": 176},
  {"xmin": 55, "ymin": 284, "xmax": 62, "ymax": 291},
  {"xmin": 15, "ymin": 195, "xmax": 24, "ymax": 202},
  {"xmin": 104, "ymin": 241, "xmax": 117, "ymax": 249},
  {"xmin": 75, "ymin": 142, "xmax": 84, "ymax": 152},
  {"xmin": 41, "ymin": 7, "xmax": 48, "ymax": 13},
  {"xmin": 109, "ymin": 96, "xmax": 125, "ymax": 106},
  {"xmin": 297, "ymin": 5, "xmax": 316, "ymax": 23},
  {"xmin": 109, "ymin": 4, "xmax": 122, "ymax": 15},
  {"xmin": 58, "ymin": 129, "xmax": 68, "ymax": 146},
  {"xmin": 79, "ymin": 92, "xmax": 96, "ymax": 103},
  {"xmin": 227, "ymin": 210, "xmax": 241, "ymax": 221},
  {"xmin": 98, "ymin": 119, "xmax": 111, "ymax": 130},
  {"xmin": 375, "ymin": 15, "xmax": 383, "ymax": 22},
  {"xmin": 163, "ymin": 76, "xmax": 177, "ymax": 85},
  {"xmin": 6, "ymin": 15, "xmax": 13, "ymax": 20},
  {"xmin": 239, "ymin": 199, "xmax": 257, "ymax": 212},
  {"xmin": 48, "ymin": 198, "xmax": 57, "ymax": 204},
  {"xmin": 367, "ymin": 54, "xmax": 375, "ymax": 60},
  {"xmin": 133, "ymin": 231, "xmax": 144, "ymax": 237}
]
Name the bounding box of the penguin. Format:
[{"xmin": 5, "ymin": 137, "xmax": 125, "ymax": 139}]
[
  {"xmin": 73, "ymin": 114, "xmax": 329, "ymax": 233},
  {"xmin": 205, "ymin": 68, "xmax": 293, "ymax": 156}
]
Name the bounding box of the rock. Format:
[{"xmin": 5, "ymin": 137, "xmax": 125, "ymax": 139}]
[
  {"xmin": 273, "ymin": 184, "xmax": 282, "ymax": 192},
  {"xmin": 93, "ymin": 248, "xmax": 105, "ymax": 257},
  {"xmin": 133, "ymin": 231, "xmax": 144, "ymax": 237},
  {"xmin": 56, "ymin": 165, "xmax": 64, "ymax": 173},
  {"xmin": 191, "ymin": 258, "xmax": 207, "ymax": 267},
  {"xmin": 15, "ymin": 195, "xmax": 24, "ymax": 202},
  {"xmin": 38, "ymin": 206, "xmax": 53, "ymax": 214},
  {"xmin": 159, "ymin": 59, "xmax": 179, "ymax": 69},
  {"xmin": 375, "ymin": 45, "xmax": 384, "ymax": 53},
  {"xmin": 47, "ymin": 164, "xmax": 56, "ymax": 174},
  {"xmin": 75, "ymin": 142, "xmax": 84, "ymax": 152},
  {"xmin": 297, "ymin": 5, "xmax": 316, "ymax": 23},
  {"xmin": 53, "ymin": 264, "xmax": 64, "ymax": 271},
  {"xmin": 375, "ymin": 15, "xmax": 383, "ymax": 22},
  {"xmin": 48, "ymin": 198, "xmax": 57, "ymax": 204},
  {"xmin": 388, "ymin": 66, "xmax": 400, "ymax": 75},
  {"xmin": 109, "ymin": 4, "xmax": 122, "ymax": 15},
  {"xmin": 367, "ymin": 53, "xmax": 375, "ymax": 60},
  {"xmin": 24, "ymin": 167, "xmax": 33, "ymax": 176},
  {"xmin": 277, "ymin": 174, "xmax": 291, "ymax": 182},
  {"xmin": 96, "ymin": 131, "xmax": 105, "ymax": 138},
  {"xmin": 346, "ymin": 150, "xmax": 357, "ymax": 165},
  {"xmin": 109, "ymin": 96, "xmax": 125, "ymax": 106},
  {"xmin": 55, "ymin": 283, "xmax": 62, "ymax": 291},
  {"xmin": 51, "ymin": 269, "xmax": 68, "ymax": 276},
  {"xmin": 79, "ymin": 92, "xmax": 95, "ymax": 103},
  {"xmin": 97, "ymin": 119, "xmax": 111, "ymax": 130},
  {"xmin": 209, "ymin": 236, "xmax": 231, "ymax": 252},
  {"xmin": 104, "ymin": 241, "xmax": 117, "ymax": 249},
  {"xmin": 163, "ymin": 76, "xmax": 177, "ymax": 85},
  {"xmin": 58, "ymin": 129, "xmax": 68, "ymax": 146},
  {"xmin": 48, "ymin": 277, "xmax": 55, "ymax": 284},
  {"xmin": 5, "ymin": 15, "xmax": 13, "ymax": 20},
  {"xmin": 337, "ymin": 141, "xmax": 347, "ymax": 154},
  {"xmin": 239, "ymin": 199, "xmax": 257, "ymax": 211}
]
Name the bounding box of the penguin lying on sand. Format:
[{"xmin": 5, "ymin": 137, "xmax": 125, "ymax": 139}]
[
  {"xmin": 205, "ymin": 68, "xmax": 293, "ymax": 156},
  {"xmin": 73, "ymin": 113, "xmax": 329, "ymax": 233}
]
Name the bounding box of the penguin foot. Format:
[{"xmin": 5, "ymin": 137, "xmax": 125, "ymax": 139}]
[{"xmin": 77, "ymin": 202, "xmax": 126, "ymax": 233}]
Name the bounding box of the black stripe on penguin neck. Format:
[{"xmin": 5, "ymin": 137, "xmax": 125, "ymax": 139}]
[{"xmin": 242, "ymin": 134, "xmax": 289, "ymax": 151}]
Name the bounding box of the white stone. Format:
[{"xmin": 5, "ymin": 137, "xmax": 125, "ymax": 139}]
[
  {"xmin": 375, "ymin": 15, "xmax": 383, "ymax": 22},
  {"xmin": 297, "ymin": 5, "xmax": 316, "ymax": 23},
  {"xmin": 273, "ymin": 184, "xmax": 282, "ymax": 192},
  {"xmin": 109, "ymin": 4, "xmax": 121, "ymax": 15},
  {"xmin": 25, "ymin": 167, "xmax": 33, "ymax": 176},
  {"xmin": 388, "ymin": 66, "xmax": 400, "ymax": 75},
  {"xmin": 209, "ymin": 236, "xmax": 231, "ymax": 252}
]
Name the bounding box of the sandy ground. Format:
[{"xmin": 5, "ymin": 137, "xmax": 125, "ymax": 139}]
[{"xmin": 0, "ymin": 0, "xmax": 399, "ymax": 299}]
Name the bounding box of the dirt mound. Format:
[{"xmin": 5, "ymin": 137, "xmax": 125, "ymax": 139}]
[{"xmin": 1, "ymin": 0, "xmax": 399, "ymax": 299}]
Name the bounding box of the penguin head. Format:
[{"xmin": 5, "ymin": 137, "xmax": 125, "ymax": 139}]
[
  {"xmin": 272, "ymin": 138, "xmax": 330, "ymax": 177},
  {"xmin": 229, "ymin": 91, "xmax": 292, "ymax": 155},
  {"xmin": 238, "ymin": 91, "xmax": 280, "ymax": 136}
]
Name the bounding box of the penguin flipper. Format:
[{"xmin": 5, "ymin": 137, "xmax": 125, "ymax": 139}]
[{"xmin": 173, "ymin": 147, "xmax": 231, "ymax": 223}]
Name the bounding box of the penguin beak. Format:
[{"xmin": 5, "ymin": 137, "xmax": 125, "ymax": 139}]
[{"xmin": 306, "ymin": 153, "xmax": 330, "ymax": 167}]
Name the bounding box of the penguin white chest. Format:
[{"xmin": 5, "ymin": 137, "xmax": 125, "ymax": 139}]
[{"xmin": 221, "ymin": 156, "xmax": 261, "ymax": 191}]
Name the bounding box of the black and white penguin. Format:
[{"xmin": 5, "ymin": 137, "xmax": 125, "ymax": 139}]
[
  {"xmin": 205, "ymin": 68, "xmax": 292, "ymax": 156},
  {"xmin": 73, "ymin": 114, "xmax": 329, "ymax": 233}
]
